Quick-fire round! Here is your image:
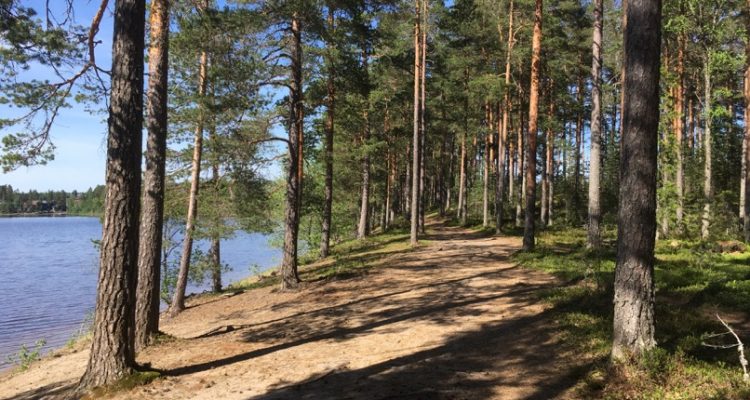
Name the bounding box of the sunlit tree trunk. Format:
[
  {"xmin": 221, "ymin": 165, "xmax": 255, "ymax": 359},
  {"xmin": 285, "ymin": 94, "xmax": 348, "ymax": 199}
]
[
  {"xmin": 320, "ymin": 8, "xmax": 335, "ymax": 258},
  {"xmin": 496, "ymin": 0, "xmax": 513, "ymax": 233},
  {"xmin": 612, "ymin": 0, "xmax": 660, "ymax": 360},
  {"xmin": 170, "ymin": 0, "xmax": 209, "ymax": 314},
  {"xmin": 701, "ymin": 55, "xmax": 712, "ymax": 240},
  {"xmin": 675, "ymin": 34, "xmax": 685, "ymax": 231},
  {"xmin": 523, "ymin": 0, "xmax": 542, "ymax": 251},
  {"xmin": 357, "ymin": 44, "xmax": 371, "ymax": 239},
  {"xmin": 410, "ymin": 0, "xmax": 422, "ymax": 244},
  {"xmin": 281, "ymin": 13, "xmax": 304, "ymax": 289},
  {"xmin": 78, "ymin": 0, "xmax": 144, "ymax": 389},
  {"xmin": 587, "ymin": 0, "xmax": 603, "ymax": 249},
  {"xmin": 135, "ymin": 0, "xmax": 168, "ymax": 350},
  {"xmin": 419, "ymin": 2, "xmax": 427, "ymax": 234}
]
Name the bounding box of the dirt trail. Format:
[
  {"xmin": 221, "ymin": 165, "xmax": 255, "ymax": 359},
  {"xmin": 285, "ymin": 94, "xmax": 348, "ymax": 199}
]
[{"xmin": 0, "ymin": 222, "xmax": 591, "ymax": 400}]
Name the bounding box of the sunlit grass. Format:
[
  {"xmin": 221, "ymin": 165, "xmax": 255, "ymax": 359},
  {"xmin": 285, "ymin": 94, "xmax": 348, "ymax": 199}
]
[{"xmin": 514, "ymin": 226, "xmax": 750, "ymax": 399}]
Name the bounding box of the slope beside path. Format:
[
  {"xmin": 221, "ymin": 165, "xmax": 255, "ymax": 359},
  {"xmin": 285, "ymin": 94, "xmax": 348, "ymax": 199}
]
[{"xmin": 1, "ymin": 222, "xmax": 591, "ymax": 400}]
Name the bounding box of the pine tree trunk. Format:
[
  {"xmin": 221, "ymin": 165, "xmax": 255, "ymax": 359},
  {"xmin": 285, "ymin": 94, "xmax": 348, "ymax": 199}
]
[
  {"xmin": 701, "ymin": 56, "xmax": 713, "ymax": 240},
  {"xmin": 523, "ymin": 0, "xmax": 542, "ymax": 251},
  {"xmin": 170, "ymin": 2, "xmax": 209, "ymax": 314},
  {"xmin": 675, "ymin": 34, "xmax": 685, "ymax": 231},
  {"xmin": 573, "ymin": 73, "xmax": 584, "ymax": 222},
  {"xmin": 587, "ymin": 0, "xmax": 603, "ymax": 249},
  {"xmin": 516, "ymin": 107, "xmax": 524, "ymax": 228},
  {"xmin": 482, "ymin": 103, "xmax": 493, "ymax": 228},
  {"xmin": 497, "ymin": 1, "xmax": 513, "ymax": 233},
  {"xmin": 358, "ymin": 44, "xmax": 371, "ymax": 240},
  {"xmin": 78, "ymin": 0, "xmax": 144, "ymax": 389},
  {"xmin": 410, "ymin": 0, "xmax": 421, "ymax": 245},
  {"xmin": 135, "ymin": 0, "xmax": 168, "ymax": 351},
  {"xmin": 320, "ymin": 8, "xmax": 335, "ymax": 258},
  {"xmin": 281, "ymin": 14, "xmax": 303, "ymax": 289},
  {"xmin": 612, "ymin": 0, "xmax": 660, "ymax": 359},
  {"xmin": 458, "ymin": 130, "xmax": 467, "ymax": 224},
  {"xmin": 744, "ymin": 4, "xmax": 750, "ymax": 243},
  {"xmin": 543, "ymin": 83, "xmax": 554, "ymax": 227},
  {"xmin": 419, "ymin": 0, "xmax": 427, "ymax": 234},
  {"xmin": 210, "ymin": 237, "xmax": 221, "ymax": 292}
]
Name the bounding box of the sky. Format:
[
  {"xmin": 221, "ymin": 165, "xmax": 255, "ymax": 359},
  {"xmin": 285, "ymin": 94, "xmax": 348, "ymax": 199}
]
[
  {"xmin": 1, "ymin": 0, "xmax": 282, "ymax": 192},
  {"xmin": 1, "ymin": 1, "xmax": 114, "ymax": 192}
]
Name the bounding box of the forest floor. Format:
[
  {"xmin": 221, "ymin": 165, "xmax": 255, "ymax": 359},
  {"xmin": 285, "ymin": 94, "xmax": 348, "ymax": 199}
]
[{"xmin": 0, "ymin": 219, "xmax": 594, "ymax": 400}]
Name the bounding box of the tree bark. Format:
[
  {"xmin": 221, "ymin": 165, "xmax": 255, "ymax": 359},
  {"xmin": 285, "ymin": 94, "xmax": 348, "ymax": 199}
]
[
  {"xmin": 496, "ymin": 0, "xmax": 513, "ymax": 233},
  {"xmin": 574, "ymin": 72, "xmax": 584, "ymax": 222},
  {"xmin": 523, "ymin": 0, "xmax": 542, "ymax": 251},
  {"xmin": 675, "ymin": 34, "xmax": 685, "ymax": 231},
  {"xmin": 170, "ymin": 2, "xmax": 209, "ymax": 314},
  {"xmin": 419, "ymin": 0, "xmax": 427, "ymax": 234},
  {"xmin": 701, "ymin": 55, "xmax": 712, "ymax": 240},
  {"xmin": 543, "ymin": 82, "xmax": 555, "ymax": 227},
  {"xmin": 410, "ymin": 0, "xmax": 422, "ymax": 244},
  {"xmin": 483, "ymin": 103, "xmax": 491, "ymax": 227},
  {"xmin": 612, "ymin": 0, "xmax": 660, "ymax": 360},
  {"xmin": 744, "ymin": 1, "xmax": 750, "ymax": 242},
  {"xmin": 135, "ymin": 0, "xmax": 168, "ymax": 351},
  {"xmin": 320, "ymin": 7, "xmax": 335, "ymax": 258},
  {"xmin": 281, "ymin": 13, "xmax": 303, "ymax": 289},
  {"xmin": 587, "ymin": 0, "xmax": 603, "ymax": 249},
  {"xmin": 78, "ymin": 0, "xmax": 144, "ymax": 389},
  {"xmin": 357, "ymin": 44, "xmax": 371, "ymax": 239}
]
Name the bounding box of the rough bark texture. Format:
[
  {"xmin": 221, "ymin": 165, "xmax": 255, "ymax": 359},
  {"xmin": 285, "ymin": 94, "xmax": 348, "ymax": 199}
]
[
  {"xmin": 78, "ymin": 0, "xmax": 145, "ymax": 390},
  {"xmin": 611, "ymin": 0, "xmax": 660, "ymax": 360},
  {"xmin": 522, "ymin": 0, "xmax": 542, "ymax": 251},
  {"xmin": 701, "ymin": 57, "xmax": 712, "ymax": 240},
  {"xmin": 281, "ymin": 14, "xmax": 303, "ymax": 289},
  {"xmin": 135, "ymin": 0, "xmax": 169, "ymax": 351},
  {"xmin": 320, "ymin": 8, "xmax": 335, "ymax": 258},
  {"xmin": 410, "ymin": 0, "xmax": 421, "ymax": 245},
  {"xmin": 170, "ymin": 16, "xmax": 209, "ymax": 314},
  {"xmin": 587, "ymin": 0, "xmax": 603, "ymax": 249}
]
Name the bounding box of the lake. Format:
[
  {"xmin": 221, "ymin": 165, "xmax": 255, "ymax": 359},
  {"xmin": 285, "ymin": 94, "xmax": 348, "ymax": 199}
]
[{"xmin": 0, "ymin": 216, "xmax": 280, "ymax": 370}]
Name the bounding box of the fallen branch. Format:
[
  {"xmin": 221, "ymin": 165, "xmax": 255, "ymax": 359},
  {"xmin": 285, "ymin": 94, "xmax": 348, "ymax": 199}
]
[{"xmin": 702, "ymin": 314, "xmax": 749, "ymax": 382}]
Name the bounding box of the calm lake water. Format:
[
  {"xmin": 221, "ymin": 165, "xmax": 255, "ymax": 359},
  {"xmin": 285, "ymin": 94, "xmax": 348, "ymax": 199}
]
[{"xmin": 0, "ymin": 216, "xmax": 280, "ymax": 370}]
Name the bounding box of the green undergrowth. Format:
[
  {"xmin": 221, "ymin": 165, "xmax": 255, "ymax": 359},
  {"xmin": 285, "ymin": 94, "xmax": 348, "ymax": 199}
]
[
  {"xmin": 228, "ymin": 227, "xmax": 417, "ymax": 292},
  {"xmin": 514, "ymin": 227, "xmax": 750, "ymax": 399},
  {"xmin": 84, "ymin": 370, "xmax": 161, "ymax": 399}
]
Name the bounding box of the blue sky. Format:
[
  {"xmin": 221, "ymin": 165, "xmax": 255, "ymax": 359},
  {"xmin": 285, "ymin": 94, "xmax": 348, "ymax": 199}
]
[
  {"xmin": 1, "ymin": 0, "xmax": 114, "ymax": 192},
  {"xmin": 2, "ymin": 0, "xmax": 285, "ymax": 192}
]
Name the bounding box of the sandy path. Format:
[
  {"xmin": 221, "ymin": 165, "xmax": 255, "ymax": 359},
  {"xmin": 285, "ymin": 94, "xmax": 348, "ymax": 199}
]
[{"xmin": 0, "ymin": 223, "xmax": 589, "ymax": 400}]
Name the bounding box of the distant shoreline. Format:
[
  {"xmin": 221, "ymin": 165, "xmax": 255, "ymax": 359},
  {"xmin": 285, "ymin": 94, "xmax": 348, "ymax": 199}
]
[{"xmin": 0, "ymin": 212, "xmax": 101, "ymax": 218}]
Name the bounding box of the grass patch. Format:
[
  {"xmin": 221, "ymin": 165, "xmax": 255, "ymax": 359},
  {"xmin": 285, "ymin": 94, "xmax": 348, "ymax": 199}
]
[
  {"xmin": 514, "ymin": 227, "xmax": 750, "ymax": 399},
  {"xmin": 84, "ymin": 370, "xmax": 161, "ymax": 399},
  {"xmin": 228, "ymin": 228, "xmax": 416, "ymax": 292}
]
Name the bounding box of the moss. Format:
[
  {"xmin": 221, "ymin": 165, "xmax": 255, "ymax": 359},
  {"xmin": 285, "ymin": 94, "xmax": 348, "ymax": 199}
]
[
  {"xmin": 514, "ymin": 226, "xmax": 750, "ymax": 399},
  {"xmin": 84, "ymin": 370, "xmax": 161, "ymax": 399}
]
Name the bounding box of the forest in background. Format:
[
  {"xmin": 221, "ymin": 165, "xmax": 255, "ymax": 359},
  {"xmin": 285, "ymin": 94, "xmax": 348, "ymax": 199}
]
[
  {"xmin": 1, "ymin": 0, "xmax": 750, "ymax": 396},
  {"xmin": 0, "ymin": 184, "xmax": 105, "ymax": 215}
]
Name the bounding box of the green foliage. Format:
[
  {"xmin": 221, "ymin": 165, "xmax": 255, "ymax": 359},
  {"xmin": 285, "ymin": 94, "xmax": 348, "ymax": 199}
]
[
  {"xmin": 6, "ymin": 339, "xmax": 46, "ymax": 371},
  {"xmin": 515, "ymin": 227, "xmax": 750, "ymax": 398},
  {"xmin": 0, "ymin": 184, "xmax": 104, "ymax": 215}
]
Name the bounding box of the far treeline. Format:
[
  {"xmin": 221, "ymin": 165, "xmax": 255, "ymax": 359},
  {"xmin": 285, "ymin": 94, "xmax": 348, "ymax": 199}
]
[
  {"xmin": 0, "ymin": 0, "xmax": 749, "ymax": 394},
  {"xmin": 0, "ymin": 184, "xmax": 104, "ymax": 215}
]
